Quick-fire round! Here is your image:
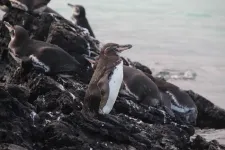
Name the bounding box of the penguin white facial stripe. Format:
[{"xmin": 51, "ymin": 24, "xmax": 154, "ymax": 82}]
[
  {"xmin": 101, "ymin": 61, "xmax": 123, "ymax": 114},
  {"xmin": 123, "ymin": 82, "xmax": 139, "ymax": 100},
  {"xmin": 29, "ymin": 55, "xmax": 50, "ymax": 72},
  {"xmin": 171, "ymin": 104, "xmax": 195, "ymax": 113},
  {"xmin": 166, "ymin": 90, "xmax": 194, "ymax": 113},
  {"xmin": 10, "ymin": 0, "xmax": 28, "ymax": 11},
  {"xmin": 166, "ymin": 91, "xmax": 180, "ymax": 107}
]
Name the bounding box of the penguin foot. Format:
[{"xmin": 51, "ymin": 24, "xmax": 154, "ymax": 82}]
[{"xmin": 21, "ymin": 59, "xmax": 33, "ymax": 75}]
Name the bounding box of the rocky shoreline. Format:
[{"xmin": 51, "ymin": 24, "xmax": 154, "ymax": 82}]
[{"xmin": 0, "ymin": 8, "xmax": 225, "ymax": 150}]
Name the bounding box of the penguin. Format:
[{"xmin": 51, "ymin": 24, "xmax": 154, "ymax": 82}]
[
  {"xmin": 3, "ymin": 21, "xmax": 84, "ymax": 76},
  {"xmin": 152, "ymin": 77, "xmax": 198, "ymax": 124},
  {"xmin": 68, "ymin": 3, "xmax": 95, "ymax": 38},
  {"xmin": 82, "ymin": 43, "xmax": 132, "ymax": 116},
  {"xmin": 121, "ymin": 65, "xmax": 163, "ymax": 108}
]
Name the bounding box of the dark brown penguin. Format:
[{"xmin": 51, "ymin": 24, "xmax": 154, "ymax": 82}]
[
  {"xmin": 82, "ymin": 43, "xmax": 132, "ymax": 116},
  {"xmin": 4, "ymin": 21, "xmax": 83, "ymax": 76},
  {"xmin": 68, "ymin": 3, "xmax": 95, "ymax": 38},
  {"xmin": 121, "ymin": 65, "xmax": 162, "ymax": 107},
  {"xmin": 151, "ymin": 77, "xmax": 198, "ymax": 124}
]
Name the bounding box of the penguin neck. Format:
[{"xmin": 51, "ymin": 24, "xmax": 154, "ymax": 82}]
[
  {"xmin": 103, "ymin": 54, "xmax": 121, "ymax": 68},
  {"xmin": 72, "ymin": 14, "xmax": 86, "ymax": 20},
  {"xmin": 90, "ymin": 55, "xmax": 121, "ymax": 87},
  {"xmin": 9, "ymin": 36, "xmax": 31, "ymax": 56}
]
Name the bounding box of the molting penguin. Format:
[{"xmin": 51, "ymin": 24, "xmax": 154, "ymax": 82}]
[
  {"xmin": 84, "ymin": 49, "xmax": 167, "ymax": 114},
  {"xmin": 82, "ymin": 43, "xmax": 132, "ymax": 116},
  {"xmin": 68, "ymin": 3, "xmax": 95, "ymax": 38},
  {"xmin": 4, "ymin": 21, "xmax": 83, "ymax": 76}
]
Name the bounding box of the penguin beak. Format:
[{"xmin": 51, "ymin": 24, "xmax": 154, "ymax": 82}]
[
  {"xmin": 3, "ymin": 21, "xmax": 14, "ymax": 33},
  {"xmin": 83, "ymin": 54, "xmax": 96, "ymax": 64},
  {"xmin": 68, "ymin": 3, "xmax": 80, "ymax": 15},
  {"xmin": 116, "ymin": 44, "xmax": 132, "ymax": 52},
  {"xmin": 68, "ymin": 3, "xmax": 75, "ymax": 8}
]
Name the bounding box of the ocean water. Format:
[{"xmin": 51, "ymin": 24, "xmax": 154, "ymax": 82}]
[{"xmin": 49, "ymin": 0, "xmax": 225, "ymax": 108}]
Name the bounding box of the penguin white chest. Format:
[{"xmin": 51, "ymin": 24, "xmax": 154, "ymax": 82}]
[{"xmin": 101, "ymin": 61, "xmax": 124, "ymax": 114}]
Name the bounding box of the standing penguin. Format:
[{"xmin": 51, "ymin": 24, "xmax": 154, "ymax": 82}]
[
  {"xmin": 68, "ymin": 3, "xmax": 95, "ymax": 38},
  {"xmin": 3, "ymin": 21, "xmax": 84, "ymax": 76},
  {"xmin": 82, "ymin": 43, "xmax": 132, "ymax": 116},
  {"xmin": 86, "ymin": 57, "xmax": 167, "ymax": 110}
]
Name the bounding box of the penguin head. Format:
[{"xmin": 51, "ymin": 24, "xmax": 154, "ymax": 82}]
[
  {"xmin": 4, "ymin": 21, "xmax": 16, "ymax": 39},
  {"xmin": 83, "ymin": 43, "xmax": 132, "ymax": 69},
  {"xmin": 4, "ymin": 21, "xmax": 29, "ymax": 55},
  {"xmin": 101, "ymin": 43, "xmax": 132, "ymax": 56},
  {"xmin": 4, "ymin": 21, "xmax": 29, "ymax": 40},
  {"xmin": 68, "ymin": 3, "xmax": 86, "ymax": 17},
  {"xmin": 8, "ymin": 0, "xmax": 29, "ymax": 11},
  {"xmin": 0, "ymin": 0, "xmax": 12, "ymax": 12}
]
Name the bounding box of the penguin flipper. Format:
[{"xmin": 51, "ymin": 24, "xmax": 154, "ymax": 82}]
[
  {"xmin": 21, "ymin": 58, "xmax": 36, "ymax": 75},
  {"xmin": 140, "ymin": 95, "xmax": 161, "ymax": 108},
  {"xmin": 163, "ymin": 106, "xmax": 175, "ymax": 118},
  {"xmin": 97, "ymin": 73, "xmax": 110, "ymax": 112}
]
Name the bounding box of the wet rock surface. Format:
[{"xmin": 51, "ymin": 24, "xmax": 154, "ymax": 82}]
[{"xmin": 0, "ymin": 8, "xmax": 225, "ymax": 150}]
